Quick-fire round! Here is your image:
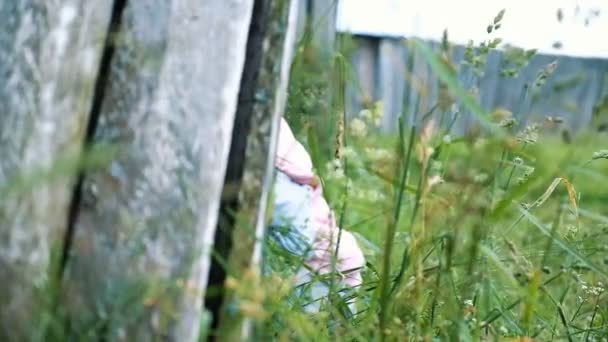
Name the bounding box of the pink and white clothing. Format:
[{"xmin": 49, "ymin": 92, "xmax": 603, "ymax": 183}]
[{"xmin": 271, "ymin": 118, "xmax": 365, "ymax": 311}]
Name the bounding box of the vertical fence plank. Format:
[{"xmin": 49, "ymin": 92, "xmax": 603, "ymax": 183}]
[
  {"xmin": 378, "ymin": 38, "xmax": 406, "ymax": 131},
  {"xmin": 63, "ymin": 0, "xmax": 253, "ymax": 340},
  {"xmin": 0, "ymin": 2, "xmax": 114, "ymax": 340},
  {"xmin": 309, "ymin": 0, "xmax": 338, "ymax": 61},
  {"xmin": 347, "ymin": 36, "xmax": 378, "ymax": 117},
  {"xmin": 212, "ymin": 0, "xmax": 299, "ymax": 340}
]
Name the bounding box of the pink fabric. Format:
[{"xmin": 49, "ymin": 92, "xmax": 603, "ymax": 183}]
[
  {"xmin": 276, "ymin": 119, "xmax": 316, "ymax": 185},
  {"xmin": 276, "ymin": 118, "xmax": 365, "ymax": 288}
]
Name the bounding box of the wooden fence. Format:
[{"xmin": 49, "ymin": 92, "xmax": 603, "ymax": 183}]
[
  {"xmin": 344, "ymin": 35, "xmax": 608, "ymax": 134},
  {"xmin": 0, "ymin": 0, "xmax": 299, "ymax": 340}
]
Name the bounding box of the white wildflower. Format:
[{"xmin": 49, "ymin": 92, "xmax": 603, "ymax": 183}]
[
  {"xmin": 334, "ymin": 168, "xmax": 345, "ymax": 180},
  {"xmin": 331, "ymin": 158, "xmax": 342, "ymax": 170},
  {"xmin": 473, "ymin": 173, "xmax": 488, "ymax": 184},
  {"xmin": 326, "ymin": 159, "xmax": 345, "ymax": 180},
  {"xmin": 588, "ymin": 282, "xmax": 605, "ymax": 296},
  {"xmin": 579, "ymin": 280, "xmax": 605, "ymax": 298},
  {"xmin": 428, "ymin": 175, "xmax": 444, "ymax": 188},
  {"xmin": 517, "ymin": 123, "xmax": 540, "ymax": 144},
  {"xmin": 372, "ymin": 101, "xmax": 384, "ymax": 126},
  {"xmin": 360, "ymin": 109, "xmax": 373, "ymax": 122},
  {"xmin": 349, "ymin": 118, "xmax": 367, "ymax": 137}
]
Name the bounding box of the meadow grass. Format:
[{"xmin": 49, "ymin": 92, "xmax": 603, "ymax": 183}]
[
  {"xmin": 251, "ymin": 28, "xmax": 608, "ymax": 341},
  {"xmin": 255, "ymin": 113, "xmax": 608, "ymax": 341},
  {"xmin": 256, "ymin": 121, "xmax": 608, "ymax": 341}
]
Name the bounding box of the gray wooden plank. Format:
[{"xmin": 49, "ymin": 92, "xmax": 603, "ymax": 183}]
[
  {"xmin": 0, "ymin": 2, "xmax": 114, "ymax": 340},
  {"xmin": 63, "ymin": 0, "xmax": 254, "ymax": 340},
  {"xmin": 213, "ymin": 0, "xmax": 300, "ymax": 339}
]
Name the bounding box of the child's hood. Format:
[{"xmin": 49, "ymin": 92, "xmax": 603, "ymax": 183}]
[{"xmin": 276, "ymin": 118, "xmax": 315, "ymax": 184}]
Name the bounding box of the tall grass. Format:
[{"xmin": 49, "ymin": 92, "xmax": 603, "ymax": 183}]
[{"xmin": 257, "ymin": 11, "xmax": 608, "ymax": 341}]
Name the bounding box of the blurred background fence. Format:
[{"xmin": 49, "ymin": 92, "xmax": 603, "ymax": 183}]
[
  {"xmin": 344, "ymin": 36, "xmax": 608, "ymax": 134},
  {"xmin": 294, "ymin": 0, "xmax": 608, "ymax": 135}
]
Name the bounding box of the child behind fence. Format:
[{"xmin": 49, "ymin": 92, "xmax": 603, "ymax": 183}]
[{"xmin": 269, "ymin": 117, "xmax": 365, "ymax": 313}]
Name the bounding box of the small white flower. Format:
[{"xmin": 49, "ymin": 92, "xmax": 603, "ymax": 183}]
[
  {"xmin": 349, "ymin": 118, "xmax": 367, "ymax": 137},
  {"xmin": 325, "ymin": 159, "xmax": 345, "ymax": 180},
  {"xmin": 360, "ymin": 109, "xmax": 373, "ymax": 121},
  {"xmin": 463, "ymin": 299, "xmax": 474, "ymax": 307},
  {"xmin": 474, "ymin": 173, "xmax": 488, "ymax": 184},
  {"xmin": 442, "ymin": 134, "xmax": 452, "ymax": 145},
  {"xmin": 372, "ymin": 101, "xmax": 385, "ymax": 126},
  {"xmin": 428, "ymin": 175, "xmax": 444, "ymax": 188},
  {"xmin": 499, "ymin": 325, "xmax": 508, "ymax": 335},
  {"xmin": 334, "ymin": 168, "xmax": 345, "ymax": 179}
]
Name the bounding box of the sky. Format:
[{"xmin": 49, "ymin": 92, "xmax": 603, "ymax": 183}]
[{"xmin": 336, "ymin": 0, "xmax": 608, "ymax": 58}]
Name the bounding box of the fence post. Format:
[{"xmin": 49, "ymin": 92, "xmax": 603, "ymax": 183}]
[
  {"xmin": 0, "ymin": 2, "xmax": 114, "ymax": 340},
  {"xmin": 210, "ymin": 0, "xmax": 300, "ymax": 340},
  {"xmin": 62, "ymin": 0, "xmax": 253, "ymax": 340}
]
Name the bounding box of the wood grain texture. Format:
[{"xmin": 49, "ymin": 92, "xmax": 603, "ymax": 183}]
[
  {"xmin": 62, "ymin": 0, "xmax": 253, "ymax": 340},
  {"xmin": 212, "ymin": 0, "xmax": 300, "ymax": 340},
  {"xmin": 0, "ymin": 2, "xmax": 114, "ymax": 340}
]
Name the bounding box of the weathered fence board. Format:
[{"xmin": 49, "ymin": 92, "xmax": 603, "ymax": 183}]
[
  {"xmin": 378, "ymin": 38, "xmax": 406, "ymax": 132},
  {"xmin": 211, "ymin": 0, "xmax": 300, "ymax": 340},
  {"xmin": 347, "ymin": 36, "xmax": 377, "ymax": 110},
  {"xmin": 0, "ymin": 2, "xmax": 114, "ymax": 340},
  {"xmin": 63, "ymin": 0, "xmax": 253, "ymax": 340}
]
